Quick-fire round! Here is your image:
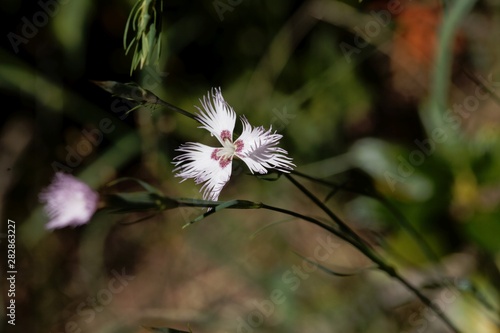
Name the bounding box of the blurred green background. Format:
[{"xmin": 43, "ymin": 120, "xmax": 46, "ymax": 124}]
[{"xmin": 1, "ymin": 0, "xmax": 500, "ymax": 332}]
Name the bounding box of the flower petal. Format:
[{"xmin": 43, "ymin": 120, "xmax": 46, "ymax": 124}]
[
  {"xmin": 235, "ymin": 116, "xmax": 295, "ymax": 174},
  {"xmin": 173, "ymin": 142, "xmax": 233, "ymax": 201},
  {"xmin": 195, "ymin": 88, "xmax": 236, "ymax": 144},
  {"xmin": 39, "ymin": 172, "xmax": 99, "ymax": 229}
]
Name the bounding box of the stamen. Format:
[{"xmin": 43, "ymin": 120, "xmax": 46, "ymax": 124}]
[
  {"xmin": 234, "ymin": 140, "xmax": 244, "ymax": 153},
  {"xmin": 220, "ymin": 130, "xmax": 231, "ymax": 141},
  {"xmin": 219, "ymin": 157, "xmax": 231, "ymax": 168},
  {"xmin": 211, "ymin": 149, "xmax": 221, "ymax": 161}
]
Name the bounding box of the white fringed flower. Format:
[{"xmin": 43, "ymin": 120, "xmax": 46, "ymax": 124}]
[
  {"xmin": 39, "ymin": 172, "xmax": 99, "ymax": 230},
  {"xmin": 173, "ymin": 88, "xmax": 295, "ymax": 201}
]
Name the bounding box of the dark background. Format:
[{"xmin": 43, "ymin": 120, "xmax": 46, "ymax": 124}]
[{"xmin": 1, "ymin": 0, "xmax": 499, "ymax": 332}]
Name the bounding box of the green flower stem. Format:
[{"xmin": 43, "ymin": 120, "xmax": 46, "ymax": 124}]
[
  {"xmin": 172, "ymin": 198, "xmax": 353, "ymax": 247},
  {"xmin": 290, "ymin": 169, "xmax": 441, "ymax": 263},
  {"xmin": 258, "ymin": 202, "xmax": 461, "ymax": 333},
  {"xmin": 92, "ymin": 80, "xmax": 198, "ymax": 120},
  {"xmin": 259, "ymin": 203, "xmax": 359, "ymax": 247},
  {"xmin": 155, "ymin": 98, "xmax": 197, "ymax": 120},
  {"xmin": 94, "ymin": 81, "xmax": 460, "ymax": 331},
  {"xmin": 173, "ymin": 195, "xmax": 460, "ymax": 332},
  {"xmin": 284, "ymin": 173, "xmax": 372, "ymax": 252},
  {"xmin": 282, "ymin": 173, "xmax": 460, "ymax": 333}
]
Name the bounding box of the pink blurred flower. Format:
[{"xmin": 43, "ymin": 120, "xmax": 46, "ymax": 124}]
[
  {"xmin": 174, "ymin": 88, "xmax": 294, "ymax": 201},
  {"xmin": 39, "ymin": 172, "xmax": 99, "ymax": 229}
]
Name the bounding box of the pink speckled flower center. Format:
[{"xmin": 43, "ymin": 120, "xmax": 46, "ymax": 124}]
[
  {"xmin": 173, "ymin": 87, "xmax": 294, "ymax": 202},
  {"xmin": 211, "ymin": 131, "xmax": 244, "ymax": 168}
]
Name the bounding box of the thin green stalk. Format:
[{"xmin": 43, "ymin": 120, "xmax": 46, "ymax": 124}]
[
  {"xmin": 177, "ymin": 196, "xmax": 460, "ymax": 332},
  {"xmin": 284, "ymin": 173, "xmax": 374, "ymax": 253},
  {"xmin": 155, "ymin": 98, "xmax": 197, "ymax": 120},
  {"xmin": 290, "ymin": 169, "xmax": 441, "ymax": 263},
  {"xmin": 379, "ymin": 267, "xmax": 459, "ymax": 332},
  {"xmin": 289, "ymin": 170, "xmax": 465, "ymax": 311},
  {"xmin": 282, "ymin": 173, "xmax": 460, "ymax": 332},
  {"xmin": 92, "ymin": 80, "xmax": 198, "ymax": 120},
  {"xmin": 176, "ymin": 199, "xmax": 349, "ymax": 243},
  {"xmin": 259, "ymin": 203, "xmax": 355, "ymax": 246},
  {"xmin": 259, "ymin": 203, "xmax": 461, "ymax": 333}
]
